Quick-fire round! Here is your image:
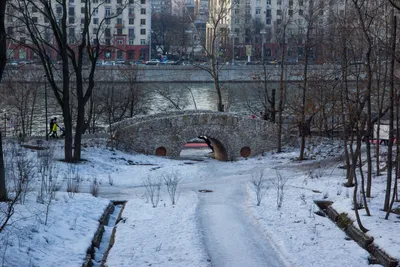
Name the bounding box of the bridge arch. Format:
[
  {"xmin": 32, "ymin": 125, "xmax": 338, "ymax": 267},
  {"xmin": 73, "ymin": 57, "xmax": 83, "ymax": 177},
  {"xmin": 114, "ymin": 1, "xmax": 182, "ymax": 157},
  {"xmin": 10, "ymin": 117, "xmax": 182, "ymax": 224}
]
[{"xmin": 114, "ymin": 111, "xmax": 278, "ymax": 161}]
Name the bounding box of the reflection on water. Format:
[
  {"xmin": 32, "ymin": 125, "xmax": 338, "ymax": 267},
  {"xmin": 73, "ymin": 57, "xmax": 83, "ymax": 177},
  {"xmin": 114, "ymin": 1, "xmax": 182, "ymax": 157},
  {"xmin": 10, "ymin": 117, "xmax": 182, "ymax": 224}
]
[{"xmin": 143, "ymin": 82, "xmax": 285, "ymax": 114}]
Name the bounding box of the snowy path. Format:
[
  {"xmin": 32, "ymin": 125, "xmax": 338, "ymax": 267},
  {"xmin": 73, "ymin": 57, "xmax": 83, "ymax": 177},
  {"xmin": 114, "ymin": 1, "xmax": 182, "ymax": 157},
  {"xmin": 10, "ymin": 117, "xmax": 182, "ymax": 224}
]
[{"xmin": 197, "ymin": 181, "xmax": 287, "ymax": 267}]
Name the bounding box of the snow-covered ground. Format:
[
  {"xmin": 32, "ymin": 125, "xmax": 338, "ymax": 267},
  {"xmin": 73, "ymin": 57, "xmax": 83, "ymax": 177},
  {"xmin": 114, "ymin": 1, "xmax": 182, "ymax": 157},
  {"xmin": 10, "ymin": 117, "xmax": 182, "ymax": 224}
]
[{"xmin": 0, "ymin": 137, "xmax": 399, "ymax": 267}]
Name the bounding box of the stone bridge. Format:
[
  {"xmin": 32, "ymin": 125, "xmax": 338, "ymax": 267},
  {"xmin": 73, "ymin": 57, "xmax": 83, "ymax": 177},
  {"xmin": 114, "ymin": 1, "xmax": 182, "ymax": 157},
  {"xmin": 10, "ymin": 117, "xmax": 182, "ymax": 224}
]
[{"xmin": 113, "ymin": 110, "xmax": 278, "ymax": 161}]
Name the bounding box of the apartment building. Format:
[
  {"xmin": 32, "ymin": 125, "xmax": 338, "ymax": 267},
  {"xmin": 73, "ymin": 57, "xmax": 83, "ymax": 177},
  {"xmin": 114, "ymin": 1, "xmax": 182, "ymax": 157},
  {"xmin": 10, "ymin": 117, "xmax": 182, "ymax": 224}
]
[
  {"xmin": 5, "ymin": 0, "xmax": 152, "ymax": 62},
  {"xmin": 207, "ymin": 0, "xmax": 347, "ymax": 61}
]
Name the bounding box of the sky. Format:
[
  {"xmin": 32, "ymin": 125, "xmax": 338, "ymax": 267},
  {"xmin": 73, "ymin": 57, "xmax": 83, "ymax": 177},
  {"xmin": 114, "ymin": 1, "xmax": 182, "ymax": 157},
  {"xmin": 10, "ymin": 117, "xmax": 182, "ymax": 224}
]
[{"xmin": 0, "ymin": 137, "xmax": 398, "ymax": 267}]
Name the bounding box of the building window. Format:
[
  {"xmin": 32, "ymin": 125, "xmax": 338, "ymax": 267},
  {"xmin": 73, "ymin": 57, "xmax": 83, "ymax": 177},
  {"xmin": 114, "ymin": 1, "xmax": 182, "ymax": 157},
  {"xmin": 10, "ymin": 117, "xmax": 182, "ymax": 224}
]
[
  {"xmin": 266, "ymin": 18, "xmax": 271, "ymax": 24},
  {"xmin": 299, "ymin": 0, "xmax": 303, "ymax": 6},
  {"xmin": 277, "ymin": 1, "xmax": 281, "ymax": 5},
  {"xmin": 289, "ymin": 0, "xmax": 293, "ymax": 6},
  {"xmin": 105, "ymin": 18, "xmax": 111, "ymax": 24},
  {"xmin": 105, "ymin": 0, "xmax": 111, "ymax": 3},
  {"xmin": 117, "ymin": 18, "xmax": 123, "ymax": 24},
  {"xmin": 117, "ymin": 0, "xmax": 123, "ymax": 4},
  {"xmin": 129, "ymin": 8, "xmax": 135, "ymax": 15},
  {"xmin": 140, "ymin": 19, "xmax": 145, "ymax": 25},
  {"xmin": 140, "ymin": 29, "xmax": 146, "ymax": 35},
  {"xmin": 81, "ymin": 7, "xmax": 85, "ymax": 13},
  {"xmin": 105, "ymin": 8, "xmax": 111, "ymax": 17},
  {"xmin": 117, "ymin": 7, "xmax": 122, "ymax": 14},
  {"xmin": 93, "ymin": 28, "xmax": 98, "ymax": 34},
  {"xmin": 234, "ymin": 18, "xmax": 239, "ymax": 24},
  {"xmin": 129, "ymin": 39, "xmax": 135, "ymax": 45},
  {"xmin": 105, "ymin": 28, "xmax": 111, "ymax": 37},
  {"xmin": 117, "ymin": 50, "xmax": 123, "ymax": 59},
  {"xmin": 140, "ymin": 39, "xmax": 146, "ymax": 44},
  {"xmin": 81, "ymin": 18, "xmax": 85, "ymax": 24},
  {"xmin": 266, "ymin": 9, "xmax": 271, "ymax": 17},
  {"xmin": 69, "ymin": 0, "xmax": 74, "ymax": 3},
  {"xmin": 128, "ymin": 50, "xmax": 135, "ymax": 60},
  {"xmin": 105, "ymin": 39, "xmax": 111, "ymax": 45},
  {"xmin": 32, "ymin": 6, "xmax": 38, "ymax": 12},
  {"xmin": 129, "ymin": 28, "xmax": 135, "ymax": 37},
  {"xmin": 117, "ymin": 28, "xmax": 123, "ymax": 35},
  {"xmin": 288, "ymin": 9, "xmax": 293, "ymax": 16},
  {"xmin": 32, "ymin": 17, "xmax": 38, "ymax": 23},
  {"xmin": 68, "ymin": 17, "xmax": 74, "ymax": 23},
  {"xmin": 277, "ymin": 9, "xmax": 282, "ymax": 15},
  {"xmin": 266, "ymin": 0, "xmax": 271, "ymax": 4},
  {"xmin": 44, "ymin": 17, "xmax": 49, "ymax": 23},
  {"xmin": 129, "ymin": 0, "xmax": 134, "ymax": 3},
  {"xmin": 117, "ymin": 39, "xmax": 123, "ymax": 45},
  {"xmin": 69, "ymin": 7, "xmax": 75, "ymax": 16},
  {"xmin": 141, "ymin": 0, "xmax": 146, "ymax": 4},
  {"xmin": 129, "ymin": 18, "xmax": 134, "ymax": 24},
  {"xmin": 256, "ymin": 8, "xmax": 261, "ymax": 14},
  {"xmin": 93, "ymin": 8, "xmax": 98, "ymax": 15},
  {"xmin": 93, "ymin": 18, "xmax": 98, "ymax": 24},
  {"xmin": 256, "ymin": 0, "xmax": 260, "ymax": 6},
  {"xmin": 141, "ymin": 8, "xmax": 146, "ymax": 14},
  {"xmin": 234, "ymin": 9, "xmax": 239, "ymax": 14},
  {"xmin": 105, "ymin": 50, "xmax": 112, "ymax": 58},
  {"xmin": 299, "ymin": 9, "xmax": 303, "ymax": 15},
  {"xmin": 93, "ymin": 0, "xmax": 98, "ymax": 3}
]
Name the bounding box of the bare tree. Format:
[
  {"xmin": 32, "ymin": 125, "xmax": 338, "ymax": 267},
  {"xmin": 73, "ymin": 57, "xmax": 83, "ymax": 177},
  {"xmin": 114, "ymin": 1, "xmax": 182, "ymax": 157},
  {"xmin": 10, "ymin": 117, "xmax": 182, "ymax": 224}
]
[
  {"xmin": 7, "ymin": 0, "xmax": 130, "ymax": 162},
  {"xmin": 185, "ymin": 0, "xmax": 234, "ymax": 111}
]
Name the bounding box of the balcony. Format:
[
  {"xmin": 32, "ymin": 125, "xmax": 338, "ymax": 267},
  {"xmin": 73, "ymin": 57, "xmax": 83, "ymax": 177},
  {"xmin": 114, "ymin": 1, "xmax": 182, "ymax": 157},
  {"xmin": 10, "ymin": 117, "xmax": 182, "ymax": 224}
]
[
  {"xmin": 115, "ymin": 23, "xmax": 125, "ymax": 28},
  {"xmin": 128, "ymin": 13, "xmax": 135, "ymax": 18}
]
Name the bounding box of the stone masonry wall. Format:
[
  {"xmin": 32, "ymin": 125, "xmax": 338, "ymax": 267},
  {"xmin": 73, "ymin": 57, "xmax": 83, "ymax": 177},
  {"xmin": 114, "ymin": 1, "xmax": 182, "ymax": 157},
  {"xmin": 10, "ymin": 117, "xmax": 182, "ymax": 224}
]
[{"xmin": 114, "ymin": 111, "xmax": 278, "ymax": 161}]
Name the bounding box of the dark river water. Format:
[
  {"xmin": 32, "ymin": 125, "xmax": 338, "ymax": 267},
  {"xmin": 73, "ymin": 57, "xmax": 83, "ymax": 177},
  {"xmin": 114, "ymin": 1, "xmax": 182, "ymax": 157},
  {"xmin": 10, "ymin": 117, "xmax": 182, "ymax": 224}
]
[{"xmin": 0, "ymin": 81, "xmax": 300, "ymax": 137}]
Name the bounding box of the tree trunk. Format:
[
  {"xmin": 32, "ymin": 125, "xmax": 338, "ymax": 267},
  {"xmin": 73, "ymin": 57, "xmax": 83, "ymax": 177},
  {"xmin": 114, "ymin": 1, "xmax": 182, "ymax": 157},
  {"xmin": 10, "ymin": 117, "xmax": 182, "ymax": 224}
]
[
  {"xmin": 277, "ymin": 28, "xmax": 286, "ymax": 153},
  {"xmin": 0, "ymin": 0, "xmax": 7, "ymax": 201},
  {"xmin": 299, "ymin": 30, "xmax": 310, "ymax": 160},
  {"xmin": 384, "ymin": 13, "xmax": 396, "ymax": 212}
]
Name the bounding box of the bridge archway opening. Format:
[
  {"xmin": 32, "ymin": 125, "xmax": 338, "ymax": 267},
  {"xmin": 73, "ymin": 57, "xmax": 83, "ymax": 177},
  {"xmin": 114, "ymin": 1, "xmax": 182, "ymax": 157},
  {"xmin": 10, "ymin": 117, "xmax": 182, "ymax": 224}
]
[
  {"xmin": 180, "ymin": 137, "xmax": 213, "ymax": 160},
  {"xmin": 180, "ymin": 136, "xmax": 227, "ymax": 161}
]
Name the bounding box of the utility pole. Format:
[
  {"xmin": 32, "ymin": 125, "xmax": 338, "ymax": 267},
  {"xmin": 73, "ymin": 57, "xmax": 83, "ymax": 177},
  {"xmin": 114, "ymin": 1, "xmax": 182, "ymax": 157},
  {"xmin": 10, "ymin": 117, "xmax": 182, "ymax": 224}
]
[{"xmin": 229, "ymin": 33, "xmax": 235, "ymax": 64}]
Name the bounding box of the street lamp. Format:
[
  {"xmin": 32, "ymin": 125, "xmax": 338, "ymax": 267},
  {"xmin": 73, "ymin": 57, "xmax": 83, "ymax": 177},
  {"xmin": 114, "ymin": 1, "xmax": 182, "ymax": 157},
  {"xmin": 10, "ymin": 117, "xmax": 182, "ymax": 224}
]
[
  {"xmin": 260, "ymin": 30, "xmax": 267, "ymax": 63},
  {"xmin": 229, "ymin": 33, "xmax": 236, "ymax": 64},
  {"xmin": 185, "ymin": 30, "xmax": 193, "ymax": 62},
  {"xmin": 149, "ymin": 30, "xmax": 152, "ymax": 60}
]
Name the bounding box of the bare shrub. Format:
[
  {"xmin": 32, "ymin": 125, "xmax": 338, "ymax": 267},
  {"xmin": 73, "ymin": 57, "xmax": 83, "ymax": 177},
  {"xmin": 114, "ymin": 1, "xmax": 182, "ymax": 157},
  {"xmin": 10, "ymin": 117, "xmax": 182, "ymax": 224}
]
[
  {"xmin": 37, "ymin": 145, "xmax": 59, "ymax": 203},
  {"xmin": 108, "ymin": 174, "xmax": 114, "ymax": 186},
  {"xmin": 163, "ymin": 172, "xmax": 181, "ymax": 205},
  {"xmin": 90, "ymin": 177, "xmax": 100, "ymax": 197},
  {"xmin": 273, "ymin": 170, "xmax": 289, "ymax": 209},
  {"xmin": 64, "ymin": 164, "xmax": 81, "ymax": 198},
  {"xmin": 143, "ymin": 176, "xmax": 162, "ymax": 208},
  {"xmin": 6, "ymin": 142, "xmax": 36, "ymax": 204},
  {"xmin": 251, "ymin": 170, "xmax": 269, "ymax": 206}
]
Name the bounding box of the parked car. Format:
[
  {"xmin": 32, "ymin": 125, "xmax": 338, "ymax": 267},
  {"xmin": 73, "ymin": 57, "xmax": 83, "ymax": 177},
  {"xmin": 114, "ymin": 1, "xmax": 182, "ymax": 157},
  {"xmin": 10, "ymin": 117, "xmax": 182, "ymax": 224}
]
[
  {"xmin": 160, "ymin": 60, "xmax": 179, "ymax": 65},
  {"xmin": 145, "ymin": 59, "xmax": 160, "ymax": 65},
  {"xmin": 102, "ymin": 61, "xmax": 115, "ymax": 66}
]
